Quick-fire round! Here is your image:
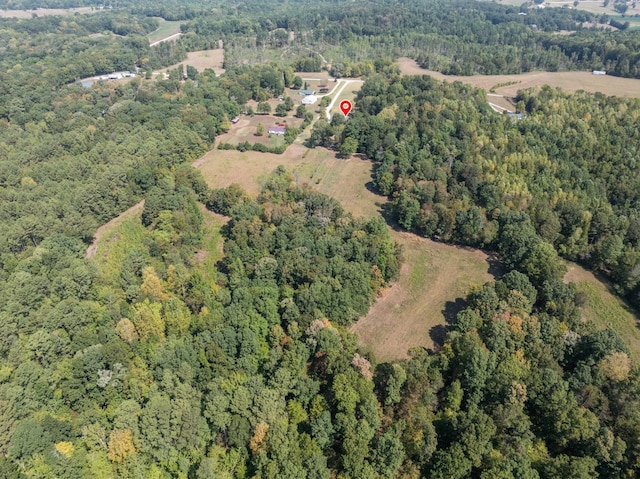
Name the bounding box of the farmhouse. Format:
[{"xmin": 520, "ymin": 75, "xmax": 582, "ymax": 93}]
[
  {"xmin": 268, "ymin": 126, "xmax": 286, "ymax": 135},
  {"xmin": 593, "ymin": 70, "xmax": 607, "ymax": 75},
  {"xmin": 301, "ymin": 95, "xmax": 318, "ymax": 105},
  {"xmin": 299, "ymin": 89, "xmax": 316, "ymax": 95}
]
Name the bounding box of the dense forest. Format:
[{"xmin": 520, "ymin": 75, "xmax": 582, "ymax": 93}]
[{"xmin": 1, "ymin": 0, "xmax": 640, "ymax": 477}]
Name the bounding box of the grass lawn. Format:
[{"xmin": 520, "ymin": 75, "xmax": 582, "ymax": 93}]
[
  {"xmin": 217, "ymin": 113, "xmax": 302, "ymax": 148},
  {"xmin": 565, "ymin": 262, "xmax": 640, "ymax": 359},
  {"xmin": 147, "ymin": 19, "xmax": 184, "ymax": 43}
]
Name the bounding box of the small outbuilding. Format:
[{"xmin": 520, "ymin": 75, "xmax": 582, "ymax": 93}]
[
  {"xmin": 299, "ymin": 89, "xmax": 316, "ymax": 96},
  {"xmin": 593, "ymin": 70, "xmax": 607, "ymax": 75}
]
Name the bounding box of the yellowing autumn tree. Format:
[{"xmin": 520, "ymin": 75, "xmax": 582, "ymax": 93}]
[
  {"xmin": 164, "ymin": 297, "xmax": 191, "ymax": 336},
  {"xmin": 249, "ymin": 421, "xmax": 269, "ymax": 454},
  {"xmin": 54, "ymin": 441, "xmax": 74, "ymax": 458},
  {"xmin": 131, "ymin": 299, "xmax": 166, "ymax": 341},
  {"xmin": 115, "ymin": 318, "xmax": 139, "ymax": 344},
  {"xmin": 140, "ymin": 266, "xmax": 169, "ymax": 302},
  {"xmin": 107, "ymin": 429, "xmax": 136, "ymax": 463},
  {"xmin": 599, "ymin": 351, "xmax": 632, "ymax": 382}
]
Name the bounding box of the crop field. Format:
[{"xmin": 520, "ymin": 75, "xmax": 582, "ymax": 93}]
[{"xmin": 397, "ymin": 57, "xmax": 640, "ymax": 98}]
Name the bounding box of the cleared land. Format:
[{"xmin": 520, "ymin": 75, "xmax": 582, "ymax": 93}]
[
  {"xmin": 565, "ymin": 262, "xmax": 640, "ymax": 359},
  {"xmin": 198, "ymin": 144, "xmax": 381, "ymax": 219},
  {"xmin": 147, "ymin": 19, "xmax": 185, "ymax": 44},
  {"xmin": 218, "ymin": 114, "xmax": 303, "ymax": 148},
  {"xmin": 156, "ymin": 50, "xmax": 225, "ymax": 76},
  {"xmin": 353, "ymin": 234, "xmax": 496, "ymax": 361},
  {"xmin": 397, "ymin": 57, "xmax": 640, "ymax": 98},
  {"xmin": 196, "ymin": 142, "xmax": 496, "ymax": 360},
  {"xmin": 0, "ymin": 7, "xmax": 96, "ymax": 17}
]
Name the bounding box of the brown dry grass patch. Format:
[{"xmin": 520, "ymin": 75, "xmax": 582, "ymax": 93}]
[
  {"xmin": 157, "ymin": 50, "xmax": 225, "ymax": 76},
  {"xmin": 0, "ymin": 7, "xmax": 95, "ymax": 17},
  {"xmin": 397, "ymin": 57, "xmax": 640, "ymax": 98}
]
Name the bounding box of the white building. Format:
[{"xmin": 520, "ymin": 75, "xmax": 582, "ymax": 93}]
[{"xmin": 301, "ymin": 95, "xmax": 318, "ymax": 105}]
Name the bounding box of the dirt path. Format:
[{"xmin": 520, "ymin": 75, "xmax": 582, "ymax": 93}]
[
  {"xmin": 150, "ymin": 32, "xmax": 182, "ymax": 47},
  {"xmin": 85, "ymin": 200, "xmax": 144, "ymax": 259},
  {"xmin": 86, "ymin": 152, "xmax": 209, "ymax": 259}
]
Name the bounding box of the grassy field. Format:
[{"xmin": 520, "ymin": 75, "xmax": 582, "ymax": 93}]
[
  {"xmin": 155, "ymin": 50, "xmax": 225, "ymax": 76},
  {"xmin": 197, "ymin": 144, "xmax": 382, "ymax": 218},
  {"xmin": 147, "ymin": 18, "xmax": 185, "ymax": 43},
  {"xmin": 90, "ymin": 202, "xmax": 225, "ymax": 289},
  {"xmin": 397, "ymin": 57, "xmax": 640, "ymax": 98},
  {"xmin": 328, "ymin": 81, "xmax": 363, "ymax": 118},
  {"xmin": 565, "ymin": 262, "xmax": 640, "ymax": 359},
  {"xmin": 90, "ymin": 203, "xmax": 146, "ymax": 286},
  {"xmin": 0, "ymin": 7, "xmax": 96, "ymax": 18},
  {"xmin": 353, "ymin": 233, "xmax": 497, "ymax": 361}
]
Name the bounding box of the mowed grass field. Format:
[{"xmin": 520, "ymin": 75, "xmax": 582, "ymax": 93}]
[
  {"xmin": 353, "ymin": 234, "xmax": 496, "ymax": 361},
  {"xmin": 397, "ymin": 57, "xmax": 640, "ymax": 98},
  {"xmin": 147, "ymin": 18, "xmax": 185, "ymax": 43},
  {"xmin": 565, "ymin": 262, "xmax": 640, "ymax": 359}
]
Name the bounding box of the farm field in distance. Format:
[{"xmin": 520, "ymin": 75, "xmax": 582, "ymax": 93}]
[
  {"xmin": 397, "ymin": 57, "xmax": 640, "ymax": 98},
  {"xmin": 0, "ymin": 6, "xmax": 97, "ymax": 17}
]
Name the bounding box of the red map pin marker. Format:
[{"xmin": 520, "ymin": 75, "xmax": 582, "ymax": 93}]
[{"xmin": 340, "ymin": 100, "xmax": 352, "ymax": 117}]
